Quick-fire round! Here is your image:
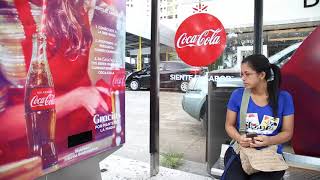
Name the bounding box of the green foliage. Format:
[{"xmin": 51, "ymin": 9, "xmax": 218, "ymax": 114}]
[{"xmin": 160, "ymin": 152, "xmax": 184, "ymax": 169}]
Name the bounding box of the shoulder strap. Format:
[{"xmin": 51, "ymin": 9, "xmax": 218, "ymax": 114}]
[{"xmin": 239, "ymin": 88, "xmax": 251, "ymax": 134}]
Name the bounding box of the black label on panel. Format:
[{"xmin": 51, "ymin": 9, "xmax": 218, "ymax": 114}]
[{"xmin": 68, "ymin": 130, "xmax": 93, "ymax": 148}]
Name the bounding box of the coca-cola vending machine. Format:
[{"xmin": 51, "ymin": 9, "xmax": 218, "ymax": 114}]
[{"xmin": 0, "ymin": 0, "xmax": 126, "ymax": 179}]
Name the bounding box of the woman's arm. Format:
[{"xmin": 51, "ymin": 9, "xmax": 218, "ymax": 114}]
[
  {"xmin": 269, "ymin": 114, "xmax": 294, "ymax": 144},
  {"xmin": 251, "ymin": 114, "xmax": 294, "ymax": 147},
  {"xmin": 0, "ymin": 86, "xmax": 110, "ymax": 141},
  {"xmin": 225, "ymin": 109, "xmax": 241, "ymax": 141},
  {"xmin": 0, "ymin": 104, "xmax": 26, "ymax": 141},
  {"xmin": 56, "ymin": 86, "xmax": 110, "ymax": 118},
  {"xmin": 225, "ymin": 109, "xmax": 252, "ymax": 147}
]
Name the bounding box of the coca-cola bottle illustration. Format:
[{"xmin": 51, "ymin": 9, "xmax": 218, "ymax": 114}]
[{"xmin": 24, "ymin": 32, "xmax": 58, "ymax": 169}]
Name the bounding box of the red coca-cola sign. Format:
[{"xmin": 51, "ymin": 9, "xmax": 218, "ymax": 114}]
[
  {"xmin": 175, "ymin": 13, "xmax": 226, "ymax": 66},
  {"xmin": 112, "ymin": 69, "xmax": 126, "ymax": 91},
  {"xmin": 29, "ymin": 88, "xmax": 55, "ymax": 111}
]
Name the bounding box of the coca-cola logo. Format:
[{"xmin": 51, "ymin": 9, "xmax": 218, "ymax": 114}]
[
  {"xmin": 174, "ymin": 13, "xmax": 226, "ymax": 66},
  {"xmin": 111, "ymin": 69, "xmax": 126, "ymax": 91},
  {"xmin": 176, "ymin": 29, "xmax": 222, "ymax": 48},
  {"xmin": 112, "ymin": 74, "xmax": 125, "ymax": 87},
  {"xmin": 29, "ymin": 88, "xmax": 55, "ymax": 111}
]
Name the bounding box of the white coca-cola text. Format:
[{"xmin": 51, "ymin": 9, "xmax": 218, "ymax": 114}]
[
  {"xmin": 176, "ymin": 28, "xmax": 222, "ymax": 48},
  {"xmin": 30, "ymin": 94, "xmax": 55, "ymax": 108}
]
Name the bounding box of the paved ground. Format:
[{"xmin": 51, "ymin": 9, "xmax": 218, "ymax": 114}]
[
  {"xmin": 159, "ymin": 91, "xmax": 206, "ymax": 163},
  {"xmin": 112, "ymin": 91, "xmax": 150, "ymax": 163},
  {"xmin": 100, "ymin": 155, "xmax": 212, "ymax": 180},
  {"xmin": 106, "ymin": 90, "xmax": 208, "ymax": 176}
]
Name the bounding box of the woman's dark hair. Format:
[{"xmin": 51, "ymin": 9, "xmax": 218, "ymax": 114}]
[
  {"xmin": 242, "ymin": 54, "xmax": 281, "ymax": 118},
  {"xmin": 46, "ymin": 0, "xmax": 93, "ymax": 60}
]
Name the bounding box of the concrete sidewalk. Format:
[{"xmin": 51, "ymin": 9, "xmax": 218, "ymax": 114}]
[{"xmin": 100, "ymin": 155, "xmax": 214, "ymax": 180}]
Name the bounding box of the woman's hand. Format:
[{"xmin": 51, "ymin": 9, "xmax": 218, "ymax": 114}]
[
  {"xmin": 238, "ymin": 134, "xmax": 253, "ymax": 148},
  {"xmin": 75, "ymin": 86, "xmax": 110, "ymax": 116},
  {"xmin": 250, "ymin": 135, "xmax": 271, "ymax": 148},
  {"xmin": 55, "ymin": 86, "xmax": 111, "ymax": 118}
]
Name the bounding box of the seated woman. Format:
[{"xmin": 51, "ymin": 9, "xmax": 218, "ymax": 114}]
[{"xmin": 223, "ymin": 54, "xmax": 294, "ymax": 180}]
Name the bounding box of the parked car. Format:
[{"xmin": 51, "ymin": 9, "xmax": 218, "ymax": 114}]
[
  {"xmin": 125, "ymin": 62, "xmax": 136, "ymax": 77},
  {"xmin": 182, "ymin": 73, "xmax": 243, "ymax": 134},
  {"xmin": 126, "ymin": 61, "xmax": 205, "ymax": 92},
  {"xmin": 182, "ymin": 74, "xmax": 208, "ymax": 134},
  {"xmin": 126, "ymin": 66, "xmax": 151, "ymax": 91},
  {"xmin": 269, "ymin": 42, "xmax": 302, "ymax": 67},
  {"xmin": 182, "ymin": 42, "xmax": 302, "ymax": 133}
]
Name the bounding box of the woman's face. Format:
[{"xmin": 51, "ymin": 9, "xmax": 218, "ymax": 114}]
[{"xmin": 241, "ymin": 62, "xmax": 265, "ymax": 89}]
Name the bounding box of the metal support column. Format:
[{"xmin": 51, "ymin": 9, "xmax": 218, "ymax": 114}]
[
  {"xmin": 137, "ymin": 36, "xmax": 142, "ymax": 71},
  {"xmin": 166, "ymin": 50, "xmax": 168, "ymax": 61},
  {"xmin": 254, "ymin": 0, "xmax": 263, "ymax": 54},
  {"xmin": 150, "ymin": 0, "xmax": 160, "ymax": 177}
]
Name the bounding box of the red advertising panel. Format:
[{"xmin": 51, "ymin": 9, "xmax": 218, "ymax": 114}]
[
  {"xmin": 281, "ymin": 26, "xmax": 320, "ymax": 157},
  {"xmin": 0, "ymin": 0, "xmax": 126, "ymax": 179}
]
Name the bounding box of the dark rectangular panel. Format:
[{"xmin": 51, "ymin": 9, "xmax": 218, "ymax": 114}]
[{"xmin": 68, "ymin": 131, "xmax": 92, "ymax": 148}]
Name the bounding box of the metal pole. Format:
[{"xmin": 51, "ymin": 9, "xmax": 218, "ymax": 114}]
[
  {"xmin": 150, "ymin": 0, "xmax": 160, "ymax": 177},
  {"xmin": 166, "ymin": 50, "xmax": 168, "ymax": 61},
  {"xmin": 254, "ymin": 0, "xmax": 263, "ymax": 54},
  {"xmin": 138, "ymin": 36, "xmax": 142, "ymax": 71}
]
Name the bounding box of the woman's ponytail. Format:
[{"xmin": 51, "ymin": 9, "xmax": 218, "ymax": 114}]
[{"xmin": 267, "ymin": 64, "xmax": 281, "ymax": 118}]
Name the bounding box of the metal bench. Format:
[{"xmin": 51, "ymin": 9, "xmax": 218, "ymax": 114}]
[{"xmin": 211, "ymin": 144, "xmax": 320, "ymax": 180}]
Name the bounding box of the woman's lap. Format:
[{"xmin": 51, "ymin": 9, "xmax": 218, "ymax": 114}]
[{"xmin": 223, "ymin": 147, "xmax": 285, "ymax": 180}]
